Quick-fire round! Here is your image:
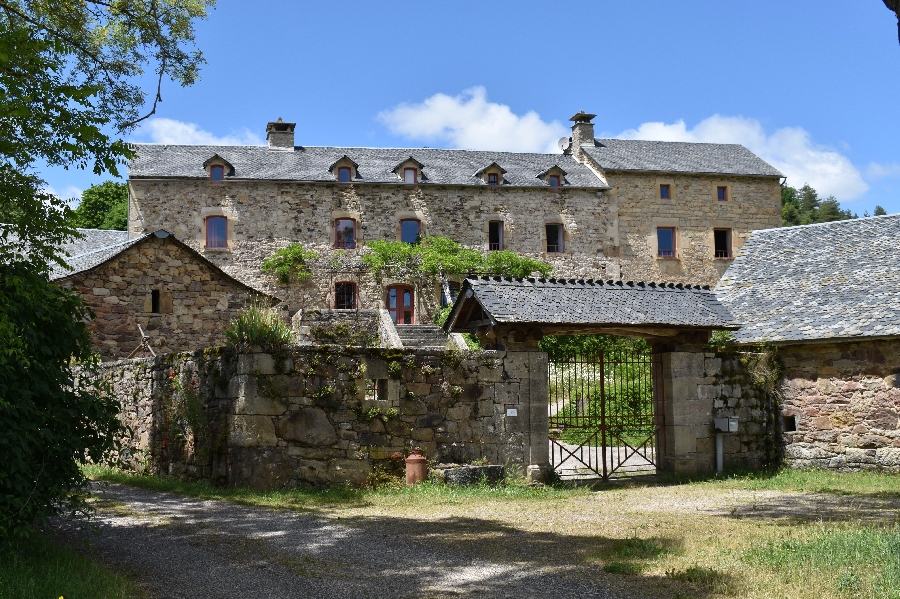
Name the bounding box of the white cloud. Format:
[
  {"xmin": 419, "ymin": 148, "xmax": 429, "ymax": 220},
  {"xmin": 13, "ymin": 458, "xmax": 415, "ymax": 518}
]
[
  {"xmin": 134, "ymin": 118, "xmax": 263, "ymax": 145},
  {"xmin": 866, "ymin": 162, "xmax": 900, "ymax": 180},
  {"xmin": 378, "ymin": 87, "xmax": 567, "ymax": 153},
  {"xmin": 44, "ymin": 184, "xmax": 83, "ymax": 207},
  {"xmin": 616, "ymin": 115, "xmax": 869, "ymax": 200}
]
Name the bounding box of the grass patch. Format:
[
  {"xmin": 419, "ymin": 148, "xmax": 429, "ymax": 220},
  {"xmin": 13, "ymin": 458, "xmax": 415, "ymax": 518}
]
[
  {"xmin": 745, "ymin": 526, "xmax": 900, "ymax": 599},
  {"xmin": 0, "ymin": 530, "xmax": 146, "ymax": 599}
]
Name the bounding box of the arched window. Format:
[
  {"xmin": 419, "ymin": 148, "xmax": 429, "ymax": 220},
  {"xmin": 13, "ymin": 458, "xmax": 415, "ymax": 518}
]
[{"xmin": 206, "ymin": 216, "xmax": 228, "ymax": 249}]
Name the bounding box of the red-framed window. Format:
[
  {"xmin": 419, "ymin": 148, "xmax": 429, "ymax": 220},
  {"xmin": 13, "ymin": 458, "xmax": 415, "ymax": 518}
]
[
  {"xmin": 334, "ymin": 218, "xmax": 356, "ymax": 249},
  {"xmin": 660, "ymin": 184, "xmax": 671, "ymax": 199},
  {"xmin": 388, "ymin": 285, "xmax": 414, "ymax": 324},
  {"xmin": 548, "ymin": 175, "xmax": 560, "ymax": 188},
  {"xmin": 335, "ymin": 282, "xmax": 356, "ymax": 309},
  {"xmin": 717, "ymin": 186, "xmax": 728, "ymax": 201},
  {"xmin": 404, "ymin": 168, "xmax": 417, "ymax": 184},
  {"xmin": 338, "ymin": 167, "xmax": 352, "ymax": 183},
  {"xmin": 210, "ymin": 165, "xmax": 224, "ymax": 181},
  {"xmin": 657, "ymin": 227, "xmax": 676, "ymax": 257},
  {"xmin": 206, "ymin": 216, "xmax": 228, "ymax": 249},
  {"xmin": 489, "ymin": 220, "xmax": 504, "ymax": 251},
  {"xmin": 400, "ymin": 219, "xmax": 421, "ymax": 243},
  {"xmin": 546, "ymin": 223, "xmax": 563, "ymax": 253},
  {"xmin": 487, "ymin": 173, "xmax": 499, "ymax": 186},
  {"xmin": 714, "ymin": 228, "xmax": 732, "ymax": 258}
]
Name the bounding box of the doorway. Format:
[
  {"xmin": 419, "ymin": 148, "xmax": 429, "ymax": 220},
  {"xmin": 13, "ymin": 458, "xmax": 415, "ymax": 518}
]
[{"xmin": 387, "ymin": 285, "xmax": 415, "ymax": 324}]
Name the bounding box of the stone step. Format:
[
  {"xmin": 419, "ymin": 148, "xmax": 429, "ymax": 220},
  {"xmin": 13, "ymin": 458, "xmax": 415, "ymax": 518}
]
[{"xmin": 395, "ymin": 324, "xmax": 451, "ymax": 348}]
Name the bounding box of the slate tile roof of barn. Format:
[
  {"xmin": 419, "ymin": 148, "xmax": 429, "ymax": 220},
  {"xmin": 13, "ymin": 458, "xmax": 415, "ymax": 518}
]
[
  {"xmin": 715, "ymin": 214, "xmax": 900, "ymax": 344},
  {"xmin": 583, "ymin": 139, "xmax": 783, "ymax": 177},
  {"xmin": 447, "ymin": 276, "xmax": 739, "ymax": 329},
  {"xmin": 129, "ymin": 144, "xmax": 610, "ymax": 188}
]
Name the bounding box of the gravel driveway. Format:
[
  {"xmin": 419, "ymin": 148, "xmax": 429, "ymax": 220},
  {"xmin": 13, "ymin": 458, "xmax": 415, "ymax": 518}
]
[{"xmin": 51, "ymin": 483, "xmax": 645, "ymax": 599}]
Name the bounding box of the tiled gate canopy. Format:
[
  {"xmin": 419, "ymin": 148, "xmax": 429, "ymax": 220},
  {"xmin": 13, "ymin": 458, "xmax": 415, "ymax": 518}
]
[{"xmin": 444, "ymin": 276, "xmax": 740, "ymax": 338}]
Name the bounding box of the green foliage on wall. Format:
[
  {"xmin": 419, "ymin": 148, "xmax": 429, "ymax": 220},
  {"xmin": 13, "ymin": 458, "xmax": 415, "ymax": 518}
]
[
  {"xmin": 262, "ymin": 243, "xmax": 319, "ymax": 284},
  {"xmin": 225, "ymin": 304, "xmax": 293, "ymax": 348}
]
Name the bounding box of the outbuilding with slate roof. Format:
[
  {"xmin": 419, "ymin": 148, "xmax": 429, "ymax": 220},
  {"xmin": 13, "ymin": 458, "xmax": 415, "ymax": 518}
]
[
  {"xmin": 716, "ymin": 215, "xmax": 900, "ymax": 472},
  {"xmin": 53, "ymin": 229, "xmax": 276, "ymax": 360}
]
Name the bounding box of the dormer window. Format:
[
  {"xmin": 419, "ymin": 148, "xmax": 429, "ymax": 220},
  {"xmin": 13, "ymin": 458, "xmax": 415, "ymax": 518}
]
[
  {"xmin": 329, "ymin": 155, "xmax": 359, "ymax": 183},
  {"xmin": 210, "ymin": 165, "xmax": 224, "ymax": 181},
  {"xmin": 476, "ymin": 162, "xmax": 507, "ymax": 186},
  {"xmin": 404, "ymin": 168, "xmax": 417, "ymax": 184},
  {"xmin": 538, "ymin": 165, "xmax": 567, "ymax": 188},
  {"xmin": 393, "ymin": 157, "xmax": 425, "ymax": 185},
  {"xmin": 203, "ymin": 154, "xmax": 233, "ymax": 181}
]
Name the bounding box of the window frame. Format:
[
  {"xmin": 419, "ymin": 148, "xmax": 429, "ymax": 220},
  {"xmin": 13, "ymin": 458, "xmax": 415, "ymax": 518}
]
[
  {"xmin": 545, "ymin": 223, "xmax": 564, "ymax": 253},
  {"xmin": 334, "ymin": 218, "xmax": 357, "ymax": 249},
  {"xmin": 488, "ymin": 220, "xmax": 504, "ymax": 251},
  {"xmin": 400, "ymin": 218, "xmax": 421, "ymax": 243},
  {"xmin": 205, "ymin": 215, "xmax": 228, "ymax": 249},
  {"xmin": 660, "ymin": 184, "xmax": 671, "ymax": 200},
  {"xmin": 334, "ymin": 282, "xmax": 357, "ymax": 310},
  {"xmin": 209, "ymin": 165, "xmax": 224, "ymax": 181},
  {"xmin": 657, "ymin": 227, "xmax": 676, "ymax": 258},
  {"xmin": 548, "ymin": 175, "xmax": 560, "ymax": 188},
  {"xmin": 387, "ymin": 284, "xmax": 415, "ymax": 325},
  {"xmin": 403, "ymin": 167, "xmax": 417, "ymax": 184},
  {"xmin": 487, "ymin": 172, "xmax": 499, "ymax": 187},
  {"xmin": 717, "ymin": 186, "xmax": 728, "ymax": 202},
  {"xmin": 338, "ymin": 166, "xmax": 352, "ymax": 183},
  {"xmin": 713, "ymin": 228, "xmax": 732, "ymax": 259}
]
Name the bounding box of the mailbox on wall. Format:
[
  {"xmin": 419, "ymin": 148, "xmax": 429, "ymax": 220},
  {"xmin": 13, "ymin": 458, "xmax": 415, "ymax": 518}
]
[{"xmin": 714, "ymin": 417, "xmax": 739, "ymax": 433}]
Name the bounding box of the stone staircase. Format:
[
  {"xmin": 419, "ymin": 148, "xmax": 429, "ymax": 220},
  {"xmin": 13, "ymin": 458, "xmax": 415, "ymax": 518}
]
[{"xmin": 395, "ymin": 324, "xmax": 452, "ymax": 349}]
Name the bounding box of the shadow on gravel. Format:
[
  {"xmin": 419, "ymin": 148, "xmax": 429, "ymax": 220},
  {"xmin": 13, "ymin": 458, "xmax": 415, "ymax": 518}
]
[{"xmin": 51, "ymin": 485, "xmax": 734, "ymax": 599}]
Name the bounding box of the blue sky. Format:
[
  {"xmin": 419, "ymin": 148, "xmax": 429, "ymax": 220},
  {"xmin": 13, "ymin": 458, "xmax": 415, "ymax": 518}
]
[{"xmin": 46, "ymin": 0, "xmax": 900, "ymax": 215}]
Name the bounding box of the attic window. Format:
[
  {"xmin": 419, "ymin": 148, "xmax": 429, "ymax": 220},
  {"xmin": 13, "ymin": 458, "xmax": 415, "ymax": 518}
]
[
  {"xmin": 338, "ymin": 167, "xmax": 351, "ymax": 183},
  {"xmin": 548, "ymin": 175, "xmax": 560, "ymax": 188},
  {"xmin": 404, "ymin": 168, "xmax": 417, "ymax": 184},
  {"xmin": 488, "ymin": 173, "xmax": 499, "ymax": 186},
  {"xmin": 210, "ymin": 165, "xmax": 224, "ymax": 181}
]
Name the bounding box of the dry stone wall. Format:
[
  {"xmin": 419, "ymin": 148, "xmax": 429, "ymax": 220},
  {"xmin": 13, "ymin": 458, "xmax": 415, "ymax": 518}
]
[
  {"xmin": 780, "ymin": 339, "xmax": 900, "ymax": 471},
  {"xmin": 98, "ymin": 345, "xmax": 542, "ymax": 488},
  {"xmin": 57, "ymin": 235, "xmax": 266, "ymax": 361}
]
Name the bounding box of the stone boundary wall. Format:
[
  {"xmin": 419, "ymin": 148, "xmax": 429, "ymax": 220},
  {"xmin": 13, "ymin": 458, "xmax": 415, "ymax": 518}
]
[
  {"xmin": 96, "ymin": 345, "xmax": 544, "ymax": 488},
  {"xmin": 780, "ymin": 339, "xmax": 900, "ymax": 471}
]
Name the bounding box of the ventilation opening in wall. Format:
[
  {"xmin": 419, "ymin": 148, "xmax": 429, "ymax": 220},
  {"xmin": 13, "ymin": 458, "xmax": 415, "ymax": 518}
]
[
  {"xmin": 151, "ymin": 289, "xmax": 161, "ymax": 313},
  {"xmin": 783, "ymin": 414, "xmax": 798, "ymax": 432},
  {"xmin": 365, "ymin": 379, "xmax": 388, "ymax": 402}
]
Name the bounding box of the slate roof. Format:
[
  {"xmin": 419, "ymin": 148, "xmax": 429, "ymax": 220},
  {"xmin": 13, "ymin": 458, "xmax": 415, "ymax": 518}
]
[
  {"xmin": 583, "ymin": 139, "xmax": 783, "ymax": 177},
  {"xmin": 715, "ymin": 214, "xmax": 900, "ymax": 344},
  {"xmin": 50, "ymin": 230, "xmax": 277, "ymax": 300},
  {"xmin": 129, "ymin": 144, "xmax": 610, "ymax": 189},
  {"xmin": 445, "ymin": 276, "xmax": 739, "ymax": 332}
]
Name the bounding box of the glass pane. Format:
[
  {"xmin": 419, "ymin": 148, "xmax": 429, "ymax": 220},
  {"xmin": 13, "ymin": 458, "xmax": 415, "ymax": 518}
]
[
  {"xmin": 207, "ymin": 217, "xmax": 227, "ymax": 248},
  {"xmin": 660, "ymin": 185, "xmax": 669, "ymax": 199},
  {"xmin": 339, "ymin": 168, "xmax": 351, "ymax": 183},
  {"xmin": 211, "ymin": 166, "xmax": 224, "ymax": 181},
  {"xmin": 401, "ymin": 220, "xmax": 420, "ymax": 243},
  {"xmin": 389, "ymin": 288, "xmax": 397, "ymax": 309},
  {"xmin": 403, "ymin": 311, "xmax": 412, "ymax": 325},
  {"xmin": 657, "ymin": 228, "xmax": 674, "ymax": 256},
  {"xmin": 403, "ymin": 289, "xmax": 411, "ymax": 308},
  {"xmin": 718, "ymin": 187, "xmax": 727, "ymax": 201},
  {"xmin": 549, "ymin": 176, "xmax": 559, "ymax": 187},
  {"xmin": 404, "ymin": 168, "xmax": 416, "ymax": 183},
  {"xmin": 335, "ymin": 219, "xmax": 355, "ymax": 248},
  {"xmin": 390, "ymin": 311, "xmax": 397, "ymax": 324}
]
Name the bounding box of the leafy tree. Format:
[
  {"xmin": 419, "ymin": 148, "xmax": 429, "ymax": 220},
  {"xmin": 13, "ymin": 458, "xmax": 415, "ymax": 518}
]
[
  {"xmin": 874, "ymin": 205, "xmax": 888, "ymax": 216},
  {"xmin": 781, "ymin": 183, "xmax": 857, "ymax": 227},
  {"xmin": 262, "ymin": 243, "xmax": 320, "ymax": 284},
  {"xmin": 0, "ymin": 262, "xmax": 124, "ymax": 539},
  {"xmin": 67, "ymin": 181, "xmax": 128, "ymax": 230}
]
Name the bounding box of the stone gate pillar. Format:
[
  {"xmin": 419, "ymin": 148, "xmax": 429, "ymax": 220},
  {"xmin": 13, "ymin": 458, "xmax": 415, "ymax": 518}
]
[{"xmin": 652, "ymin": 332, "xmax": 715, "ymax": 474}]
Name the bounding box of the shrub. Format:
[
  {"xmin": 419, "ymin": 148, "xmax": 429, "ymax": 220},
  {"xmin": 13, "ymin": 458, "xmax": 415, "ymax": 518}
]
[
  {"xmin": 225, "ymin": 304, "xmax": 293, "ymax": 347},
  {"xmin": 262, "ymin": 243, "xmax": 319, "ymax": 284}
]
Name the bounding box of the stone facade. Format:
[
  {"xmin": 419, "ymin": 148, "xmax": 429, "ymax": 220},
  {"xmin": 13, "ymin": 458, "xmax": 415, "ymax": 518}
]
[
  {"xmin": 57, "ymin": 234, "xmax": 270, "ymax": 360},
  {"xmin": 98, "ymin": 345, "xmax": 548, "ymax": 488},
  {"xmin": 781, "ymin": 339, "xmax": 900, "ymax": 471}
]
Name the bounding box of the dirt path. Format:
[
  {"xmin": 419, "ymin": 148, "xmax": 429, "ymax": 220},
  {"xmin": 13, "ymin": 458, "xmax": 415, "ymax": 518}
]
[{"xmin": 51, "ymin": 483, "xmax": 645, "ymax": 599}]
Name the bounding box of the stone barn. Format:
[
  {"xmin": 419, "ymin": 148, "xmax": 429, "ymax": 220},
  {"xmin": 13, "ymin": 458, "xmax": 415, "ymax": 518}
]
[
  {"xmin": 52, "ymin": 229, "xmax": 276, "ymax": 360},
  {"xmin": 717, "ymin": 214, "xmax": 900, "ymax": 471}
]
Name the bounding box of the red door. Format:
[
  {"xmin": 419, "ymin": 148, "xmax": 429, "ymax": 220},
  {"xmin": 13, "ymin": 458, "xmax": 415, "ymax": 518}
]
[{"xmin": 387, "ymin": 285, "xmax": 414, "ymax": 325}]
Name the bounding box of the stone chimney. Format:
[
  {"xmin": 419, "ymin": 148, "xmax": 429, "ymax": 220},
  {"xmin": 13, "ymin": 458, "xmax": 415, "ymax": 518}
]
[
  {"xmin": 266, "ymin": 117, "xmax": 295, "ymax": 149},
  {"xmin": 567, "ymin": 110, "xmax": 596, "ymax": 162}
]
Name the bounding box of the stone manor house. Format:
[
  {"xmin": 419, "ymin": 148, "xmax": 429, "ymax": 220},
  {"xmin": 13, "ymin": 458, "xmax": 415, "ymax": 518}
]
[{"xmin": 126, "ymin": 111, "xmax": 783, "ymax": 329}]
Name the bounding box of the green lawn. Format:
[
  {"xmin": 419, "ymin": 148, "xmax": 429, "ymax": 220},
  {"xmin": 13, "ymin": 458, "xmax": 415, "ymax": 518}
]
[{"xmin": 0, "ymin": 530, "xmax": 146, "ymax": 599}]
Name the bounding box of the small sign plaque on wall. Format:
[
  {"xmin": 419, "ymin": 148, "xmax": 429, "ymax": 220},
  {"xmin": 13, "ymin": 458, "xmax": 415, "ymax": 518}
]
[{"xmin": 506, "ymin": 408, "xmax": 518, "ymax": 417}]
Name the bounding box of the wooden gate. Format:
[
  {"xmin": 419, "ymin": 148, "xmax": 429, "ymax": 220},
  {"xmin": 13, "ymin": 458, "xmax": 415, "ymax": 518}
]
[{"xmin": 548, "ymin": 341, "xmax": 665, "ymax": 480}]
